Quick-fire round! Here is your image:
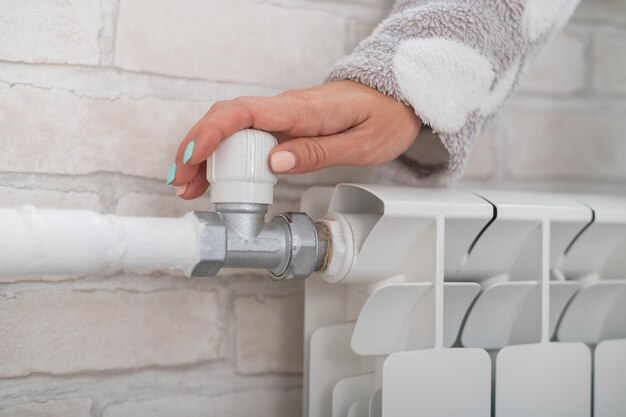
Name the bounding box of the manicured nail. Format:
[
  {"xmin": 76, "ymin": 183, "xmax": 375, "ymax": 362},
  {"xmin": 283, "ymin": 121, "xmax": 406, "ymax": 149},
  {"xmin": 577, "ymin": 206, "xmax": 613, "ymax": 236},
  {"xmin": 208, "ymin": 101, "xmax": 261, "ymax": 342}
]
[
  {"xmin": 166, "ymin": 161, "xmax": 177, "ymax": 185},
  {"xmin": 176, "ymin": 184, "xmax": 188, "ymax": 196},
  {"xmin": 183, "ymin": 140, "xmax": 195, "ymax": 164},
  {"xmin": 270, "ymin": 151, "xmax": 296, "ymax": 173}
]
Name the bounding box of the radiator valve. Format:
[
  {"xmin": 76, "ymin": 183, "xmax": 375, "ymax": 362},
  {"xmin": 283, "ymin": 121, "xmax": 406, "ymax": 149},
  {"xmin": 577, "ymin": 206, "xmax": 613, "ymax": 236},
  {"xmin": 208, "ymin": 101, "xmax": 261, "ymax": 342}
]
[{"xmin": 189, "ymin": 129, "xmax": 328, "ymax": 279}]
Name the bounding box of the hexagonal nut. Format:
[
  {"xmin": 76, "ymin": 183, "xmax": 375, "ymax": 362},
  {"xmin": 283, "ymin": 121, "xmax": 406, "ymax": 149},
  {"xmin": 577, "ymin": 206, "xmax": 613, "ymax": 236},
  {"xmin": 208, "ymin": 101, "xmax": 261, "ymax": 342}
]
[
  {"xmin": 270, "ymin": 212, "xmax": 319, "ymax": 280},
  {"xmin": 190, "ymin": 211, "xmax": 227, "ymax": 277}
]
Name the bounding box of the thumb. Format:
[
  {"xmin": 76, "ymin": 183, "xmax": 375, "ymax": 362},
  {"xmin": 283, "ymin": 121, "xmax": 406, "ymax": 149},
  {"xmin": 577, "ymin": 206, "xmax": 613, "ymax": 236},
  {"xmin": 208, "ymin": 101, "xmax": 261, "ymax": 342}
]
[{"xmin": 268, "ymin": 133, "xmax": 362, "ymax": 174}]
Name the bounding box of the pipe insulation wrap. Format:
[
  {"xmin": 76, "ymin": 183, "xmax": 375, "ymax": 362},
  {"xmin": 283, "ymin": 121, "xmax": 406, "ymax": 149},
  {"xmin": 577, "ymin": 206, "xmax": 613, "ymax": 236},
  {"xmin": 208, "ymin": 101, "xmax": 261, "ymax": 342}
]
[{"xmin": 0, "ymin": 206, "xmax": 202, "ymax": 276}]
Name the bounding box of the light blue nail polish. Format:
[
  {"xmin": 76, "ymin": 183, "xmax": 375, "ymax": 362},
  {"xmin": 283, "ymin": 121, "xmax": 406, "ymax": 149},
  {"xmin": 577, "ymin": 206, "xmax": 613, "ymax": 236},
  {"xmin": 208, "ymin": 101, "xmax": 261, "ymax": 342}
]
[
  {"xmin": 183, "ymin": 140, "xmax": 195, "ymax": 164},
  {"xmin": 166, "ymin": 161, "xmax": 177, "ymax": 185}
]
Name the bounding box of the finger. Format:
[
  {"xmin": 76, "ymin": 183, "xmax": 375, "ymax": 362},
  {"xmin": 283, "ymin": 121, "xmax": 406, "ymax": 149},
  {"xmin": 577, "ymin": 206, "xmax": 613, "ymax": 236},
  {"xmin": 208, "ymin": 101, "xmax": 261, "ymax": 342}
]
[
  {"xmin": 268, "ymin": 131, "xmax": 377, "ymax": 175},
  {"xmin": 169, "ymin": 101, "xmax": 248, "ymax": 186},
  {"xmin": 177, "ymin": 161, "xmax": 209, "ymax": 200},
  {"xmin": 234, "ymin": 91, "xmax": 357, "ymax": 137},
  {"xmin": 176, "ymin": 88, "xmax": 363, "ymax": 168},
  {"xmin": 175, "ymin": 96, "xmax": 300, "ymax": 170},
  {"xmin": 175, "ymin": 100, "xmax": 252, "ymax": 167},
  {"xmin": 169, "ymin": 158, "xmax": 200, "ymax": 187}
]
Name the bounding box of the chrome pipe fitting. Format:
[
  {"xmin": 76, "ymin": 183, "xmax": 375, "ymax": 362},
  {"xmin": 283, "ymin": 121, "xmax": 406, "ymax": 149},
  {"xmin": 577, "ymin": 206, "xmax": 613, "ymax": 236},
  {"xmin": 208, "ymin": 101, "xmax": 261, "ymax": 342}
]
[{"xmin": 190, "ymin": 203, "xmax": 328, "ymax": 280}]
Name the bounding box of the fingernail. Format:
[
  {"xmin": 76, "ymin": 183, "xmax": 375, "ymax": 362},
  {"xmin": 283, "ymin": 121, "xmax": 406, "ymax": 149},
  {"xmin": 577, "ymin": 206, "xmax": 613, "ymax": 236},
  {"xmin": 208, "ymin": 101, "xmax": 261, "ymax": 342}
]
[
  {"xmin": 183, "ymin": 140, "xmax": 195, "ymax": 164},
  {"xmin": 166, "ymin": 161, "xmax": 177, "ymax": 185},
  {"xmin": 270, "ymin": 151, "xmax": 296, "ymax": 173},
  {"xmin": 176, "ymin": 184, "xmax": 188, "ymax": 196}
]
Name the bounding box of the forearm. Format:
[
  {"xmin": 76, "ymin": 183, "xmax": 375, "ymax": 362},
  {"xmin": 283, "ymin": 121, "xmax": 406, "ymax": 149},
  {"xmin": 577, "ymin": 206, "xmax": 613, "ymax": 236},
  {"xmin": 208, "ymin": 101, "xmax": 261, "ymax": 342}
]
[{"xmin": 328, "ymin": 0, "xmax": 580, "ymax": 184}]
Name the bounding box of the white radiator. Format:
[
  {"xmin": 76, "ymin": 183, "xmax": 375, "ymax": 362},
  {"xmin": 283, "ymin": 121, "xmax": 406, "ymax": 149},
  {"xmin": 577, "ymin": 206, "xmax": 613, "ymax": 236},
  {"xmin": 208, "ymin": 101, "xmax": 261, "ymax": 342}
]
[{"xmin": 301, "ymin": 185, "xmax": 626, "ymax": 417}]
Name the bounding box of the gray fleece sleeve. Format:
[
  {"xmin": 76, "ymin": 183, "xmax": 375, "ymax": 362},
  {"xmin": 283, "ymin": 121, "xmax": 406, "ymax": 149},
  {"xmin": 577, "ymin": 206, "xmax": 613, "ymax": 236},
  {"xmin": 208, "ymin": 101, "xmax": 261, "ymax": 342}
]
[{"xmin": 328, "ymin": 0, "xmax": 580, "ymax": 185}]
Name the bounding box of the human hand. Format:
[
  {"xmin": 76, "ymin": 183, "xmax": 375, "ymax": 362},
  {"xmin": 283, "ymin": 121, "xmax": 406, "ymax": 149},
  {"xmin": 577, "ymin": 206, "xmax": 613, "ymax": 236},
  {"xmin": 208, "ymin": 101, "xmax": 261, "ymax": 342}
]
[{"xmin": 168, "ymin": 80, "xmax": 422, "ymax": 199}]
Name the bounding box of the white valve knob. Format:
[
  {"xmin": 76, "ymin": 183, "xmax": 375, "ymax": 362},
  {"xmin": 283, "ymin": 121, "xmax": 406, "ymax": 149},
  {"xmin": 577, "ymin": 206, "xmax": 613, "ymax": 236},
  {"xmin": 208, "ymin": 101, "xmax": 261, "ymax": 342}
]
[{"xmin": 207, "ymin": 129, "xmax": 277, "ymax": 204}]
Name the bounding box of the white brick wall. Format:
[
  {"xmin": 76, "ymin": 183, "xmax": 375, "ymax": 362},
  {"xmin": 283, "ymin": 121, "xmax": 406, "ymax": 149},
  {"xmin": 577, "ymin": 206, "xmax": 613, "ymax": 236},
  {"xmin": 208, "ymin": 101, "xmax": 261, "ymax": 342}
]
[
  {"xmin": 115, "ymin": 0, "xmax": 348, "ymax": 88},
  {"xmin": 0, "ymin": 290, "xmax": 221, "ymax": 377},
  {"xmin": 0, "ymin": 398, "xmax": 92, "ymax": 417},
  {"xmin": 235, "ymin": 294, "xmax": 304, "ymax": 374},
  {"xmin": 592, "ymin": 28, "xmax": 626, "ymax": 94},
  {"xmin": 574, "ymin": 0, "xmax": 626, "ymax": 25},
  {"xmin": 0, "ymin": 0, "xmax": 624, "ymax": 415},
  {"xmin": 102, "ymin": 389, "xmax": 302, "ymax": 417},
  {"xmin": 503, "ymin": 101, "xmax": 626, "ymax": 181},
  {"xmin": 0, "ymin": 83, "xmax": 209, "ymax": 179},
  {"xmin": 0, "ymin": 0, "xmax": 101, "ymax": 65},
  {"xmin": 0, "ymin": 187, "xmax": 100, "ymax": 210},
  {"xmin": 518, "ymin": 29, "xmax": 587, "ymax": 95}
]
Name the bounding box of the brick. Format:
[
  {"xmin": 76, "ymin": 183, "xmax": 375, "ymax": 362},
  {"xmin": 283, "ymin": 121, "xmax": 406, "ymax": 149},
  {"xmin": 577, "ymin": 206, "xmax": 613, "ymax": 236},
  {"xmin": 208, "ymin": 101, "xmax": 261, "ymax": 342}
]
[
  {"xmin": 0, "ymin": 61, "xmax": 279, "ymax": 102},
  {"xmin": 278, "ymin": 166, "xmax": 378, "ymax": 187},
  {"xmin": 0, "ymin": 187, "xmax": 100, "ymax": 210},
  {"xmin": 0, "ymin": 83, "xmax": 208, "ymax": 180},
  {"xmin": 461, "ymin": 122, "xmax": 499, "ymax": 181},
  {"xmin": 574, "ymin": 0, "xmax": 626, "ymax": 25},
  {"xmin": 0, "ymin": 290, "xmax": 221, "ymax": 377},
  {"xmin": 0, "ymin": 0, "xmax": 101, "ymax": 65},
  {"xmin": 235, "ymin": 293, "xmax": 304, "ymax": 374},
  {"xmin": 116, "ymin": 192, "xmax": 297, "ymax": 217},
  {"xmin": 358, "ymin": 0, "xmax": 395, "ymax": 8},
  {"xmin": 346, "ymin": 20, "xmax": 376, "ymax": 51},
  {"xmin": 0, "ymin": 398, "xmax": 92, "ymax": 417},
  {"xmin": 591, "ymin": 29, "xmax": 626, "ymax": 94},
  {"xmin": 103, "ymin": 389, "xmax": 301, "ymax": 417},
  {"xmin": 307, "ymin": 0, "xmax": 391, "ymax": 7},
  {"xmin": 268, "ymin": 0, "xmax": 392, "ymax": 26},
  {"xmin": 353, "ymin": 21, "xmax": 376, "ymax": 41},
  {"xmin": 116, "ymin": 193, "xmax": 213, "ymax": 217},
  {"xmin": 503, "ymin": 102, "xmax": 626, "ymax": 180},
  {"xmin": 114, "ymin": 0, "xmax": 347, "ymax": 88},
  {"xmin": 519, "ymin": 30, "xmax": 586, "ymax": 95}
]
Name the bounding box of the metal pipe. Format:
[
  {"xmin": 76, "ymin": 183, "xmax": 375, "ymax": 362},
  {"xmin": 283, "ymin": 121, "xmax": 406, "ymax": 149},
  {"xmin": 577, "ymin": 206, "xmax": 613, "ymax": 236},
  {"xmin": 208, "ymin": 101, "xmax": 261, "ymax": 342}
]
[{"xmin": 191, "ymin": 203, "xmax": 327, "ymax": 279}]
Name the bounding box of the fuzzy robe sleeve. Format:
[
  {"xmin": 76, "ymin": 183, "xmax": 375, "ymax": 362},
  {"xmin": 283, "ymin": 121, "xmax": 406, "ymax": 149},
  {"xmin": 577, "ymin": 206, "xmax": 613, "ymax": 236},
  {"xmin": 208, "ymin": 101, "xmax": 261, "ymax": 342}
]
[{"xmin": 327, "ymin": 0, "xmax": 580, "ymax": 185}]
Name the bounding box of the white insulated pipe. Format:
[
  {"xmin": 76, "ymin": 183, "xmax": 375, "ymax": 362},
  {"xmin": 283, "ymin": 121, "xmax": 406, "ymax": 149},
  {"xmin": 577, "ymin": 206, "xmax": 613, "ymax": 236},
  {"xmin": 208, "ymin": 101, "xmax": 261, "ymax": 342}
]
[
  {"xmin": 0, "ymin": 206, "xmax": 202, "ymax": 276},
  {"xmin": 0, "ymin": 130, "xmax": 327, "ymax": 279}
]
